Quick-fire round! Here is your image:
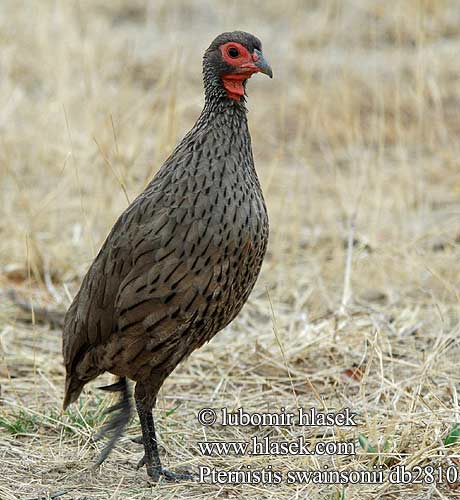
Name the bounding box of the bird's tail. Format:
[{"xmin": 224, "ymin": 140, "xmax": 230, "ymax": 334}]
[{"xmin": 63, "ymin": 374, "xmax": 85, "ymax": 411}]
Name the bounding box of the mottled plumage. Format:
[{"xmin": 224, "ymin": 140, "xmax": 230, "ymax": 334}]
[{"xmin": 62, "ymin": 31, "xmax": 272, "ymax": 481}]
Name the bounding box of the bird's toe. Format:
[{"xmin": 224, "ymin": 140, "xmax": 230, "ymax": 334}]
[
  {"xmin": 138, "ymin": 458, "xmax": 194, "ymax": 483},
  {"xmin": 136, "ymin": 454, "xmax": 147, "ymax": 470},
  {"xmin": 130, "ymin": 435, "xmax": 144, "ymax": 445},
  {"xmin": 160, "ymin": 468, "xmax": 195, "ymax": 482}
]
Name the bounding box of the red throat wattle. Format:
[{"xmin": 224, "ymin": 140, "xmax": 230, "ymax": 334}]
[
  {"xmin": 220, "ymin": 42, "xmax": 260, "ymax": 101},
  {"xmin": 221, "ymin": 74, "xmax": 248, "ymax": 101}
]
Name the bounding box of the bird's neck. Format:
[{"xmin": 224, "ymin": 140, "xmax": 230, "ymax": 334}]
[
  {"xmin": 191, "ymin": 98, "xmax": 252, "ymax": 163},
  {"xmin": 202, "ymin": 97, "xmax": 247, "ymax": 125},
  {"xmin": 203, "ymin": 88, "xmax": 247, "ymax": 114},
  {"xmin": 147, "ymin": 93, "xmax": 255, "ymax": 194}
]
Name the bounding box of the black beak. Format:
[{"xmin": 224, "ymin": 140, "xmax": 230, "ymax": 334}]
[{"xmin": 254, "ymin": 49, "xmax": 273, "ymax": 78}]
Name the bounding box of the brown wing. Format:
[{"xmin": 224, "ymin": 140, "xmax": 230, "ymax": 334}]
[
  {"xmin": 62, "ymin": 194, "xmax": 173, "ymax": 400},
  {"xmin": 62, "ymin": 180, "xmax": 225, "ymax": 403},
  {"xmin": 62, "ymin": 210, "xmax": 139, "ymax": 406}
]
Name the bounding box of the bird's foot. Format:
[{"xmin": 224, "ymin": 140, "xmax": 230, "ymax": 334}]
[
  {"xmin": 160, "ymin": 468, "xmax": 195, "ymax": 482},
  {"xmin": 130, "ymin": 435, "xmax": 144, "ymax": 445},
  {"xmin": 136, "ymin": 455, "xmax": 194, "ymax": 482}
]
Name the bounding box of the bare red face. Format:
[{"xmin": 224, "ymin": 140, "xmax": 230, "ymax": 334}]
[{"xmin": 219, "ymin": 42, "xmax": 272, "ymax": 101}]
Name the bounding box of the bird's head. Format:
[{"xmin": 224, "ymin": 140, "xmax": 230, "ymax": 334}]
[{"xmin": 203, "ymin": 31, "xmax": 273, "ymax": 102}]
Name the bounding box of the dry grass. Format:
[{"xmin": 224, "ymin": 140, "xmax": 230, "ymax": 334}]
[{"xmin": 2, "ymin": 0, "xmax": 460, "ymax": 498}]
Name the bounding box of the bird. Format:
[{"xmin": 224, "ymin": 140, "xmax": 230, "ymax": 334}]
[{"xmin": 62, "ymin": 30, "xmax": 272, "ymax": 482}]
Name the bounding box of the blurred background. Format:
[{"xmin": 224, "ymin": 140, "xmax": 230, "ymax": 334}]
[{"xmin": 1, "ymin": 1, "xmax": 460, "ymax": 499}]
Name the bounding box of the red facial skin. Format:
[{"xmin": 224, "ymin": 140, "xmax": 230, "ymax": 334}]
[{"xmin": 220, "ymin": 42, "xmax": 261, "ymax": 101}]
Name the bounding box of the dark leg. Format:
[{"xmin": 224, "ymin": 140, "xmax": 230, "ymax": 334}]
[
  {"xmin": 135, "ymin": 394, "xmax": 162, "ymax": 480},
  {"xmin": 134, "ymin": 382, "xmax": 193, "ymax": 482},
  {"xmin": 94, "ymin": 377, "xmax": 132, "ymax": 465}
]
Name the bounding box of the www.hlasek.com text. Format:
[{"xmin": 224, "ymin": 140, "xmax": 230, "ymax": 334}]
[{"xmin": 197, "ymin": 435, "xmax": 355, "ymax": 456}]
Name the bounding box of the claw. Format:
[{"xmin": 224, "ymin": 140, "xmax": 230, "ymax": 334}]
[
  {"xmin": 130, "ymin": 435, "xmax": 144, "ymax": 445},
  {"xmin": 160, "ymin": 468, "xmax": 195, "ymax": 482},
  {"xmin": 136, "ymin": 454, "xmax": 146, "ymax": 470},
  {"xmin": 136, "ymin": 456, "xmax": 194, "ymax": 482}
]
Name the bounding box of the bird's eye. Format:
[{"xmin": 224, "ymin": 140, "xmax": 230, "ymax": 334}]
[{"xmin": 228, "ymin": 47, "xmax": 239, "ymax": 58}]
